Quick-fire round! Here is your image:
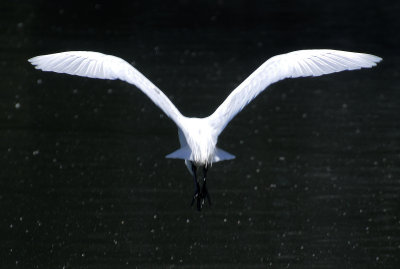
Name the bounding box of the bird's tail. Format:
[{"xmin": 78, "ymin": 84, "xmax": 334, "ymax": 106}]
[
  {"xmin": 213, "ymin": 148, "xmax": 235, "ymax": 162},
  {"xmin": 165, "ymin": 147, "xmax": 235, "ymax": 163}
]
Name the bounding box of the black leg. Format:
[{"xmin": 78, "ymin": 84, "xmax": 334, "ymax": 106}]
[
  {"xmin": 202, "ymin": 166, "xmax": 211, "ymax": 206},
  {"xmin": 190, "ymin": 163, "xmax": 201, "ymax": 210},
  {"xmin": 191, "ymin": 163, "xmax": 198, "ymax": 192},
  {"xmin": 190, "ymin": 164, "xmax": 212, "ymax": 211}
]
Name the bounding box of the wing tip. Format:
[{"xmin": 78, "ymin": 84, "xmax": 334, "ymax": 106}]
[
  {"xmin": 370, "ymin": 55, "xmax": 383, "ymax": 64},
  {"xmin": 27, "ymin": 56, "xmax": 38, "ymax": 64},
  {"xmin": 28, "ymin": 56, "xmax": 45, "ymax": 68}
]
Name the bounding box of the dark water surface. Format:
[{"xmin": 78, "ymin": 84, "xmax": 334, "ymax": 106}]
[{"xmin": 1, "ymin": 1, "xmax": 399, "ymax": 268}]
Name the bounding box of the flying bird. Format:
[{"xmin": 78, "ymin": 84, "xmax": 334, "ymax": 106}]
[{"xmin": 29, "ymin": 49, "xmax": 381, "ymax": 210}]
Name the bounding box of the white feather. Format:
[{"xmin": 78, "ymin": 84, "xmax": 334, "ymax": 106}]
[
  {"xmin": 29, "ymin": 49, "xmax": 381, "ymax": 167},
  {"xmin": 207, "ymin": 49, "xmax": 381, "ymax": 135},
  {"xmin": 29, "ymin": 51, "xmax": 184, "ymax": 129}
]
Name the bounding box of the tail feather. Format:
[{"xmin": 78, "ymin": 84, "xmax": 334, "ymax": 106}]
[
  {"xmin": 213, "ymin": 148, "xmax": 235, "ymax": 162},
  {"xmin": 165, "ymin": 146, "xmax": 191, "ymax": 160},
  {"xmin": 166, "ymin": 147, "xmax": 235, "ymax": 163}
]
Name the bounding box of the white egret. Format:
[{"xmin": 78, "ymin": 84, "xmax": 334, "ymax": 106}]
[{"xmin": 29, "ymin": 49, "xmax": 381, "ymax": 210}]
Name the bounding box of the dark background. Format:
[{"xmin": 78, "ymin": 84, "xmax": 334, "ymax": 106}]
[{"xmin": 1, "ymin": 0, "xmax": 399, "ymax": 268}]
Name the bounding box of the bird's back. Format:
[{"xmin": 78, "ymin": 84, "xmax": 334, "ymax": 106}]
[{"xmin": 166, "ymin": 117, "xmax": 235, "ymax": 165}]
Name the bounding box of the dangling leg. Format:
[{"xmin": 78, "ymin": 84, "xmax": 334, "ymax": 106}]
[
  {"xmin": 190, "ymin": 163, "xmax": 212, "ymax": 211},
  {"xmin": 201, "ymin": 166, "xmax": 211, "ymax": 206},
  {"xmin": 190, "ymin": 163, "xmax": 201, "ymax": 210}
]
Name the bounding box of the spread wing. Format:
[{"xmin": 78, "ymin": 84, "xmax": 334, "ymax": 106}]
[
  {"xmin": 29, "ymin": 51, "xmax": 185, "ymax": 128},
  {"xmin": 207, "ymin": 49, "xmax": 381, "ymax": 135}
]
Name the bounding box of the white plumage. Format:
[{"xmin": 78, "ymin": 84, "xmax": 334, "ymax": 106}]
[{"xmin": 29, "ymin": 49, "xmax": 381, "ymax": 167}]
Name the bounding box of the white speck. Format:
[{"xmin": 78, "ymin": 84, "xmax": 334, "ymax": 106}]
[
  {"xmin": 153, "ymin": 214, "xmax": 157, "ymax": 219},
  {"xmin": 223, "ymin": 218, "xmax": 227, "ymax": 223},
  {"xmin": 15, "ymin": 103, "xmax": 20, "ymax": 109},
  {"xmin": 107, "ymin": 88, "xmax": 113, "ymax": 94},
  {"xmin": 254, "ymin": 185, "xmax": 258, "ymax": 191},
  {"xmin": 32, "ymin": 150, "xmax": 39, "ymax": 156},
  {"xmin": 37, "ymin": 79, "xmax": 43, "ymax": 85},
  {"xmin": 279, "ymin": 156, "xmax": 285, "ymax": 161},
  {"xmin": 186, "ymin": 219, "xmax": 190, "ymax": 223}
]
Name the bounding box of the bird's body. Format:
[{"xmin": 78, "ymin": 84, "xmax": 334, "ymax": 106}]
[
  {"xmin": 168, "ymin": 117, "xmax": 234, "ymax": 167},
  {"xmin": 29, "ymin": 49, "xmax": 381, "ymax": 210},
  {"xmin": 179, "ymin": 118, "xmax": 218, "ymax": 166}
]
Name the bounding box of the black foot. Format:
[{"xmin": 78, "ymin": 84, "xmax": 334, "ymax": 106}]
[{"xmin": 191, "ymin": 180, "xmax": 211, "ymax": 211}]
